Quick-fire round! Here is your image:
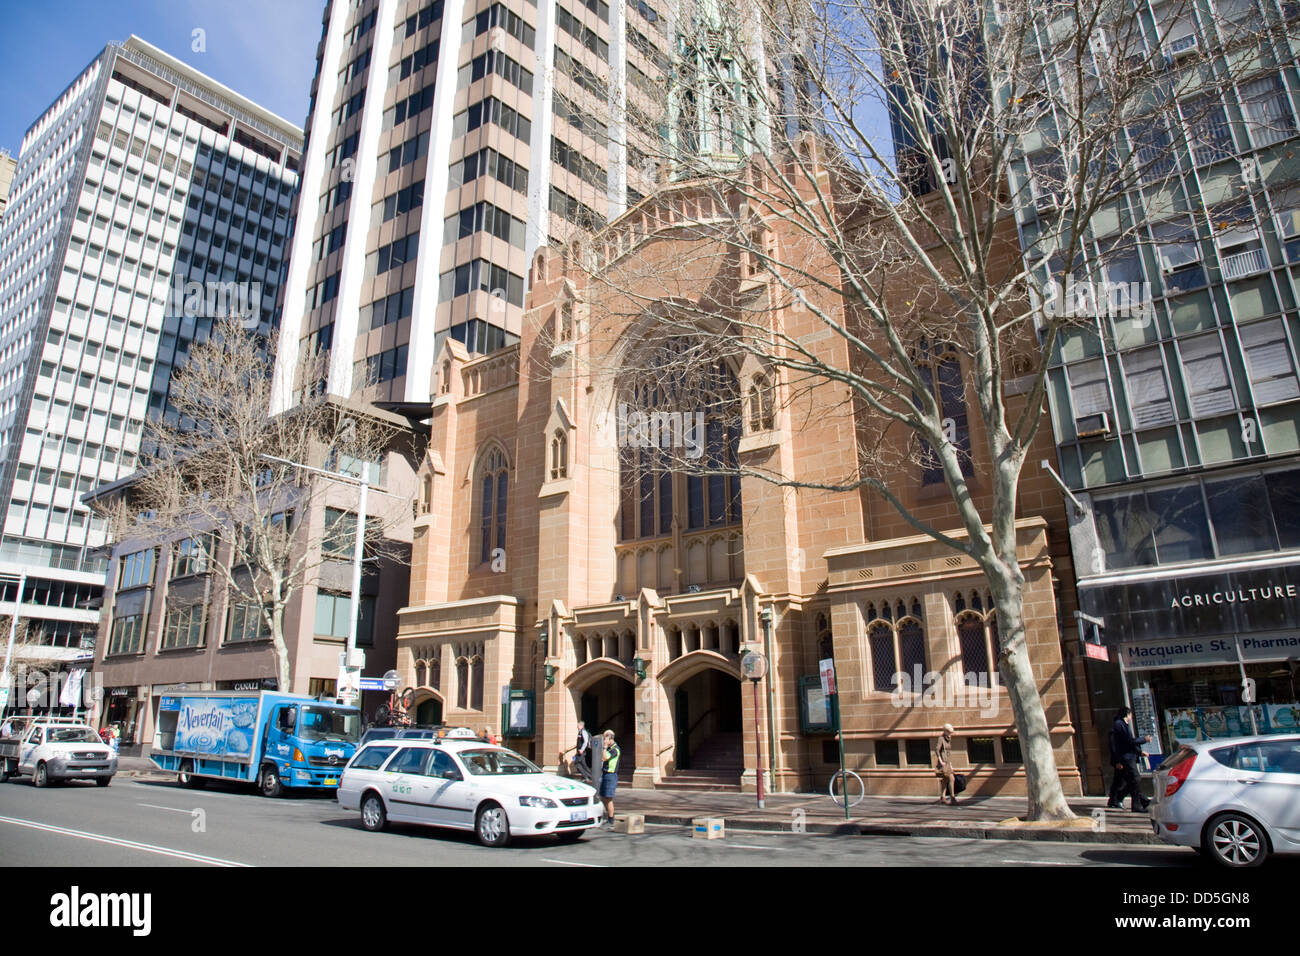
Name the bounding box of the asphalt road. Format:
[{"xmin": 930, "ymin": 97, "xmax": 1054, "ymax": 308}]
[{"xmin": 0, "ymin": 774, "xmax": 1233, "ymax": 868}]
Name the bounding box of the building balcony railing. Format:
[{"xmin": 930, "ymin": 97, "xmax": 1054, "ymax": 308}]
[
  {"xmin": 1248, "ymin": 123, "xmax": 1296, "ymax": 149},
  {"xmin": 1220, "ymin": 246, "xmax": 1270, "ymax": 280}
]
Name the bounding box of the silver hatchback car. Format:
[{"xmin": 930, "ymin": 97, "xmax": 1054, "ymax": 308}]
[{"xmin": 1150, "ymin": 734, "xmax": 1300, "ymax": 867}]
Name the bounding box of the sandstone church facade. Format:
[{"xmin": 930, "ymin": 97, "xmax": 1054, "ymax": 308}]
[{"xmin": 395, "ymin": 166, "xmax": 1104, "ymax": 797}]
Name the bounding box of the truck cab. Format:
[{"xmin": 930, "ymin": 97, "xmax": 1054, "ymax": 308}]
[{"xmin": 256, "ymin": 701, "xmax": 360, "ymax": 796}]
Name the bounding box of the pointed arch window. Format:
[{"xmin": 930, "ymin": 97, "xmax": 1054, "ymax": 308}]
[
  {"xmin": 550, "ymin": 429, "xmax": 568, "ymax": 480},
  {"xmin": 915, "ymin": 340, "xmax": 973, "ymax": 487},
  {"xmin": 476, "ymin": 447, "xmax": 509, "ymax": 565},
  {"xmin": 470, "ymin": 656, "xmax": 484, "ymax": 710},
  {"xmin": 557, "ymin": 299, "xmax": 574, "ymax": 342},
  {"xmin": 865, "ymin": 598, "xmax": 928, "ymax": 693},
  {"xmin": 748, "ymin": 374, "xmax": 774, "ymax": 431},
  {"xmin": 617, "ymin": 339, "xmax": 741, "ymax": 540},
  {"xmin": 456, "ymin": 657, "xmax": 469, "ymax": 708},
  {"xmin": 954, "ymin": 591, "xmax": 999, "ymax": 685},
  {"xmin": 816, "ymin": 613, "xmax": 834, "ymax": 663}
]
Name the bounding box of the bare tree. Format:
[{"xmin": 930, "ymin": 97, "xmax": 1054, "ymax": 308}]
[
  {"xmin": 551, "ymin": 0, "xmax": 1300, "ymax": 817},
  {"xmin": 101, "ymin": 320, "xmax": 415, "ymax": 694}
]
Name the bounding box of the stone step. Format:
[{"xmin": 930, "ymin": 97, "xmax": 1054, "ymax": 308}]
[{"xmin": 655, "ymin": 779, "xmax": 742, "ymax": 793}]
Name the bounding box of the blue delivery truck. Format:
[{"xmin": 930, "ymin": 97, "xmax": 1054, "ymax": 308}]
[{"xmin": 151, "ymin": 691, "xmax": 360, "ymax": 796}]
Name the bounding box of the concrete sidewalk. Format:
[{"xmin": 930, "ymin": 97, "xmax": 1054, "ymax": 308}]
[
  {"xmin": 117, "ymin": 756, "xmax": 1157, "ymax": 845},
  {"xmin": 615, "ymin": 789, "xmax": 1160, "ymax": 844}
]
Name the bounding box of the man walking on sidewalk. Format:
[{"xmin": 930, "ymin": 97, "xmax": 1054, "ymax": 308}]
[
  {"xmin": 574, "ymin": 721, "xmax": 592, "ymax": 784},
  {"xmin": 936, "ymin": 723, "xmax": 958, "ymax": 806},
  {"xmin": 1108, "ymin": 706, "xmax": 1150, "ymax": 812}
]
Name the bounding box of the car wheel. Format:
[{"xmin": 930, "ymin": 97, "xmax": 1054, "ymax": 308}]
[
  {"xmin": 360, "ymin": 792, "xmax": 387, "ymax": 832},
  {"xmin": 34, "ymin": 762, "xmax": 50, "ymax": 788},
  {"xmin": 96, "ymin": 777, "xmax": 111, "ymax": 788},
  {"xmin": 476, "ymin": 802, "xmax": 511, "ymax": 848},
  {"xmin": 258, "ymin": 764, "xmax": 283, "ymax": 798},
  {"xmin": 1204, "ymin": 813, "xmax": 1269, "ymax": 868}
]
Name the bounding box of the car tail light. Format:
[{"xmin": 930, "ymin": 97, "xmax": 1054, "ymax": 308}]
[{"xmin": 1164, "ymin": 752, "xmax": 1196, "ymax": 797}]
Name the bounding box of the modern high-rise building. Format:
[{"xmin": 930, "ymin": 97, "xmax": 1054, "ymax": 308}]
[
  {"xmin": 270, "ymin": 0, "xmax": 686, "ymax": 413},
  {"xmin": 0, "ymin": 150, "xmax": 17, "ymax": 220},
  {"xmin": 1004, "ymin": 4, "xmax": 1300, "ymax": 758},
  {"xmin": 0, "ymin": 36, "xmax": 302, "ymax": 657}
]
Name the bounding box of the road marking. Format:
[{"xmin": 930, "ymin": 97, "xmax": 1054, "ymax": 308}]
[
  {"xmin": 0, "ymin": 815, "xmax": 251, "ymax": 867},
  {"xmin": 539, "ymin": 858, "xmax": 606, "ymax": 867},
  {"xmin": 726, "ymin": 844, "xmax": 792, "ymax": 850},
  {"xmin": 1001, "ymin": 859, "xmax": 1073, "ymax": 865},
  {"xmin": 138, "ymin": 803, "xmax": 197, "ymax": 814}
]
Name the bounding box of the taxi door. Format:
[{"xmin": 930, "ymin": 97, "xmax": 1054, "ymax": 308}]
[
  {"xmin": 421, "ymin": 750, "xmax": 476, "ymax": 829},
  {"xmin": 382, "ymin": 747, "xmax": 434, "ymax": 824}
]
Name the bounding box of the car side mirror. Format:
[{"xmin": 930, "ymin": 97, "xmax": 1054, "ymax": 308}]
[{"xmin": 441, "ymin": 770, "xmax": 461, "ymax": 781}]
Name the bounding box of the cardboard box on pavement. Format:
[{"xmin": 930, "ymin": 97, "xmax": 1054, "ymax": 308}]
[
  {"xmin": 614, "ymin": 814, "xmax": 645, "ymax": 834},
  {"xmin": 692, "ymin": 816, "xmax": 725, "ymax": 839}
]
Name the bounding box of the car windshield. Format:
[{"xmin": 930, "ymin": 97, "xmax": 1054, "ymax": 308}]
[
  {"xmin": 457, "ymin": 749, "xmax": 541, "ymax": 775},
  {"xmin": 298, "ymin": 707, "xmax": 361, "ymax": 743},
  {"xmin": 47, "ymin": 728, "xmax": 101, "ymax": 744}
]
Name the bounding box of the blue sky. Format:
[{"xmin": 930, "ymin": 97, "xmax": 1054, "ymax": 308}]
[{"xmin": 0, "ymin": 0, "xmax": 325, "ymax": 153}]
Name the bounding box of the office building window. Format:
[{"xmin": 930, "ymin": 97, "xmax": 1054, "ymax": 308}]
[{"xmin": 161, "ymin": 603, "xmax": 206, "ymax": 650}]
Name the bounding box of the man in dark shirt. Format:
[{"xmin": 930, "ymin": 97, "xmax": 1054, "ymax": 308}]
[
  {"xmin": 1107, "ymin": 706, "xmax": 1150, "ymax": 812},
  {"xmin": 574, "ymin": 721, "xmax": 592, "ymax": 784}
]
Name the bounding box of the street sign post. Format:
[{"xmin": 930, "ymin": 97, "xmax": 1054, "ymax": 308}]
[
  {"xmin": 741, "ymin": 651, "xmax": 767, "ymax": 809},
  {"xmin": 820, "ymin": 656, "xmax": 850, "ymax": 821}
]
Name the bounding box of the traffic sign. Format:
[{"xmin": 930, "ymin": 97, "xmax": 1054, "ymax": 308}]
[
  {"xmin": 358, "ymin": 677, "xmax": 387, "ymax": 692},
  {"xmin": 819, "ymin": 657, "xmax": 837, "ymax": 696}
]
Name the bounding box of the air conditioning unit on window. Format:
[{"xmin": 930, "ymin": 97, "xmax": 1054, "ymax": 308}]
[
  {"xmin": 1165, "ymin": 34, "xmax": 1197, "ymax": 58},
  {"xmin": 1075, "ymin": 412, "xmax": 1112, "ymax": 438},
  {"xmin": 1035, "ymin": 190, "xmax": 1060, "ymax": 211}
]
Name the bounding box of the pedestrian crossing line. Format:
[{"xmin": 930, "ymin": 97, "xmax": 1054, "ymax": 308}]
[{"xmin": 0, "ymin": 814, "xmax": 252, "ymax": 866}]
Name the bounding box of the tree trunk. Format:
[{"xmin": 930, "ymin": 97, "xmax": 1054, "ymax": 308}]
[
  {"xmin": 271, "ymin": 602, "xmax": 291, "ymax": 695},
  {"xmin": 989, "ymin": 577, "xmax": 1075, "ymax": 821}
]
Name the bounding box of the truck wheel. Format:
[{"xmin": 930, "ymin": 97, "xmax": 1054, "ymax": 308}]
[
  {"xmin": 361, "ymin": 792, "xmax": 388, "ymax": 832},
  {"xmin": 34, "ymin": 762, "xmax": 50, "ymax": 788},
  {"xmin": 178, "ymin": 760, "xmax": 206, "ymax": 789},
  {"xmin": 1, "ymin": 758, "xmax": 14, "ymax": 781},
  {"xmin": 476, "ymin": 801, "xmax": 511, "ymax": 848},
  {"xmin": 96, "ymin": 777, "xmax": 111, "ymax": 788},
  {"xmin": 258, "ymin": 764, "xmax": 283, "ymax": 798}
]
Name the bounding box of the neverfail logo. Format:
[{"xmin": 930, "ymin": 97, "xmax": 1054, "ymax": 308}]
[{"xmin": 50, "ymin": 886, "xmax": 151, "ymax": 937}]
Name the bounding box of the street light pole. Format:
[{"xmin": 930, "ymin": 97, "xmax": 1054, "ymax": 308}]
[{"xmin": 346, "ymin": 478, "xmax": 368, "ymax": 701}]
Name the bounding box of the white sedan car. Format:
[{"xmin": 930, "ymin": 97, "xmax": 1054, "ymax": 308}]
[
  {"xmin": 1151, "ymin": 734, "xmax": 1300, "ymax": 867},
  {"xmin": 337, "ymin": 739, "xmax": 602, "ymax": 847}
]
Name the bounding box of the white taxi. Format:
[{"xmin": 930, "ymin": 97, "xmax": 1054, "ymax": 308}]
[{"xmin": 337, "ymin": 738, "xmax": 602, "ymax": 847}]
